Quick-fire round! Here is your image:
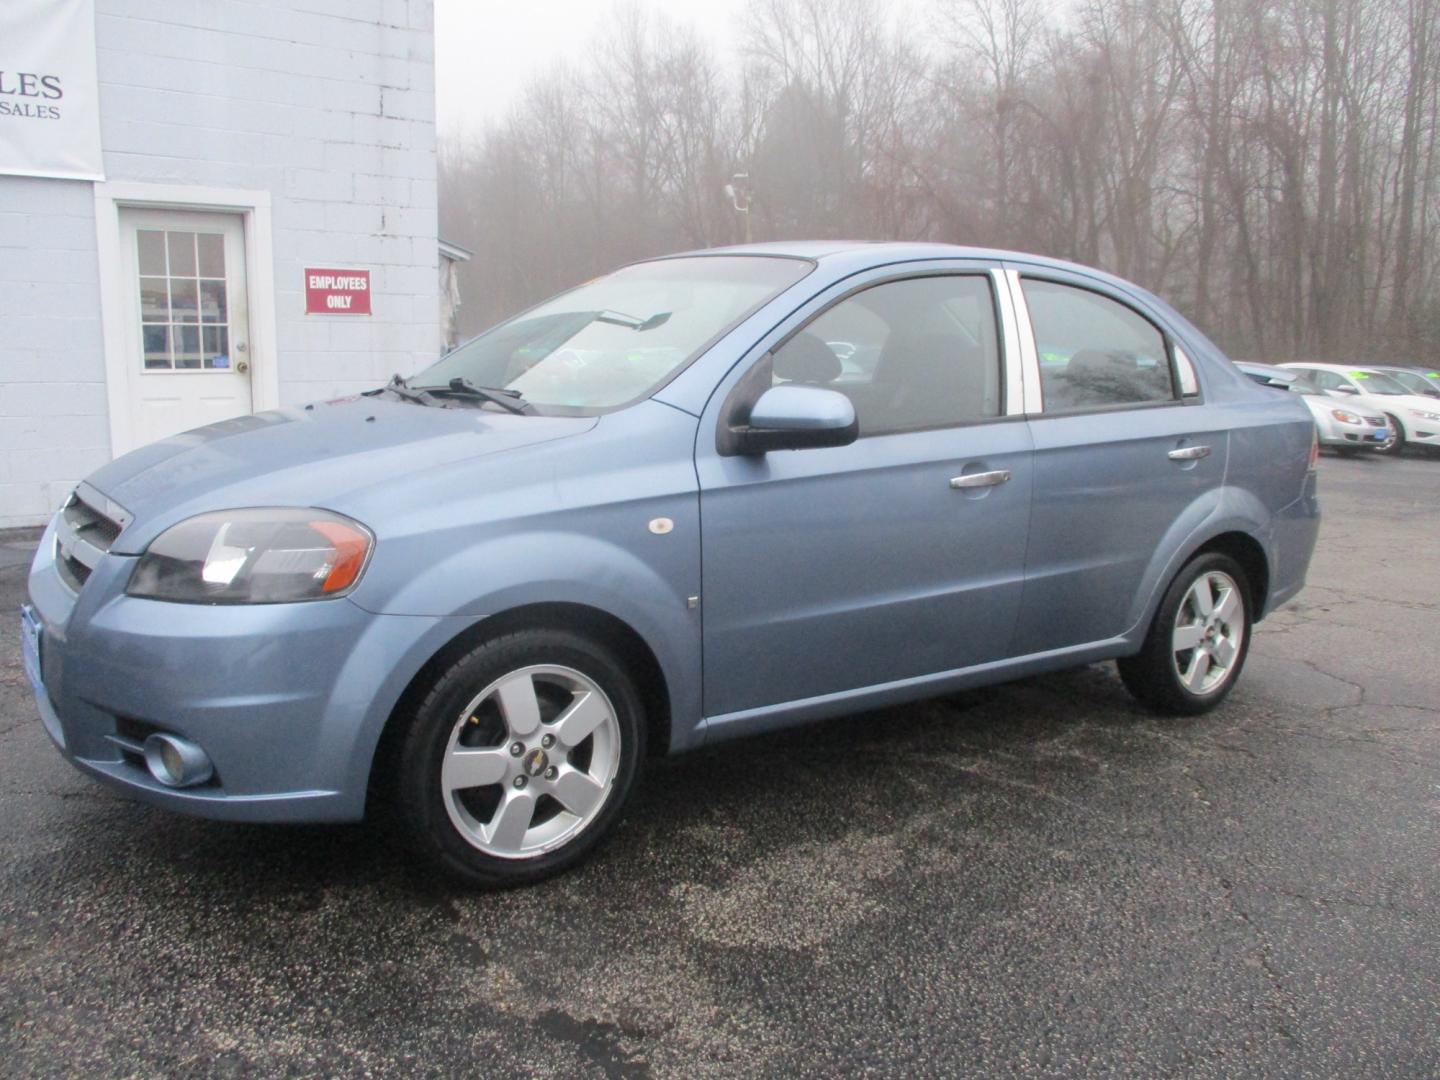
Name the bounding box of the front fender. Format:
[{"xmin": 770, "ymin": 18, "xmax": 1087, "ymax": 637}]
[
  {"xmin": 351, "ymin": 528, "xmax": 704, "ymax": 752},
  {"xmin": 1122, "ymin": 483, "xmax": 1275, "ymax": 647}
]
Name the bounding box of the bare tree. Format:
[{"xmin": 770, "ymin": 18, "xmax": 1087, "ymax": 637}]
[{"xmin": 438, "ymin": 0, "xmax": 1440, "ymax": 362}]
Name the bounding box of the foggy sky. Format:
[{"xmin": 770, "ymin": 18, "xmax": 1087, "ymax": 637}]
[{"xmin": 434, "ymin": 0, "xmax": 746, "ymax": 138}]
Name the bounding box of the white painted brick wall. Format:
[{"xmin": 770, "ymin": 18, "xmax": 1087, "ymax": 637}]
[
  {"xmin": 0, "ymin": 0, "xmax": 438, "ymax": 528},
  {"xmin": 0, "ymin": 178, "xmax": 112, "ymax": 526}
]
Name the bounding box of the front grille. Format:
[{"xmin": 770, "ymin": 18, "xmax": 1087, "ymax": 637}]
[
  {"xmin": 62, "ymin": 494, "xmax": 122, "ymax": 548},
  {"xmin": 1366, "ymin": 416, "xmax": 1387, "ymax": 427},
  {"xmin": 53, "ymin": 486, "xmax": 128, "ymax": 594},
  {"xmin": 57, "ymin": 550, "xmax": 91, "ymax": 590}
]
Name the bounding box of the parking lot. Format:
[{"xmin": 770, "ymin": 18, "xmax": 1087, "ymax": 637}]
[{"xmin": 1, "ymin": 453, "xmax": 1436, "ymax": 1079}]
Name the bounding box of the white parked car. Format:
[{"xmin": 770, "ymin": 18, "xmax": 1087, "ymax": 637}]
[
  {"xmin": 1235, "ymin": 362, "xmax": 1391, "ymax": 454},
  {"xmin": 1281, "ymin": 363, "xmax": 1440, "ymax": 456},
  {"xmin": 1366, "ymin": 365, "xmax": 1440, "ymax": 400}
]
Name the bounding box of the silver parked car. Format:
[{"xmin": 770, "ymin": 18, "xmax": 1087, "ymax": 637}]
[{"xmin": 24, "ymin": 243, "xmax": 1321, "ymax": 886}]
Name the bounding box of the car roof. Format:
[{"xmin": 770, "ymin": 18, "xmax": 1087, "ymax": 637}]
[{"xmin": 667, "ymin": 240, "xmax": 1125, "ymax": 277}]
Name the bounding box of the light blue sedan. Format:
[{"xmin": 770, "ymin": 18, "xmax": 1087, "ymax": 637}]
[{"xmin": 23, "ymin": 243, "xmax": 1320, "ymax": 885}]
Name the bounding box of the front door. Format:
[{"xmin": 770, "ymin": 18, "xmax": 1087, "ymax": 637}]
[
  {"xmin": 120, "ymin": 208, "xmax": 253, "ymax": 446},
  {"xmin": 697, "ymin": 268, "xmax": 1032, "ymax": 729}
]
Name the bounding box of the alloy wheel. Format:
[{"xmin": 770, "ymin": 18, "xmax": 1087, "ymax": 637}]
[
  {"xmin": 1170, "ymin": 570, "xmax": 1245, "ymax": 695},
  {"xmin": 440, "ymin": 664, "xmax": 621, "ymax": 859}
]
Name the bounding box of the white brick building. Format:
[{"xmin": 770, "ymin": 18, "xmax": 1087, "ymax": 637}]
[{"xmin": 0, "ymin": 0, "xmax": 440, "ymax": 528}]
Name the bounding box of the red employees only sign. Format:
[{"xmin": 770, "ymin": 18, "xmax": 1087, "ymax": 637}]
[{"xmin": 305, "ymin": 268, "xmax": 371, "ymax": 314}]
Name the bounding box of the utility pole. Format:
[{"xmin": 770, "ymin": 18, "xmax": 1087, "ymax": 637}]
[{"xmin": 724, "ymin": 173, "xmax": 753, "ymax": 244}]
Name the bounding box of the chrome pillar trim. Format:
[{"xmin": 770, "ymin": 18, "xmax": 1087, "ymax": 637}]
[
  {"xmin": 989, "ymin": 267, "xmax": 1027, "ymax": 418},
  {"xmin": 1001, "ymin": 268, "xmax": 1044, "ymax": 415}
]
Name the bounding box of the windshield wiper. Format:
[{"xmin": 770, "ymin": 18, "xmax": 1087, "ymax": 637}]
[
  {"xmin": 426, "ymin": 377, "xmax": 535, "ymax": 415},
  {"xmin": 595, "ymin": 309, "xmax": 672, "ymax": 331},
  {"xmin": 371, "ymin": 373, "xmax": 439, "ymax": 407}
]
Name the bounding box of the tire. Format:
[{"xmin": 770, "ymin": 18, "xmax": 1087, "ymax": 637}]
[
  {"xmin": 1379, "ymin": 414, "xmax": 1405, "ymax": 456},
  {"xmin": 397, "ymin": 628, "xmax": 645, "ymax": 887},
  {"xmin": 1117, "ymin": 552, "xmax": 1253, "ymax": 716}
]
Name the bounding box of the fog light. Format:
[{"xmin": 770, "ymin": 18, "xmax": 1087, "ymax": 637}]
[{"xmin": 142, "ymin": 733, "xmax": 214, "ymax": 788}]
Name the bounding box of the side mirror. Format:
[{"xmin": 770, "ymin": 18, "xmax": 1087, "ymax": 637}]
[
  {"xmin": 1333, "ymin": 384, "xmax": 1359, "ymax": 394},
  {"xmin": 722, "ymin": 385, "xmax": 859, "ymax": 455}
]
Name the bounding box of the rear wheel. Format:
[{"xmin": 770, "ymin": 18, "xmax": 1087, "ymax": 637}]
[
  {"xmin": 397, "ymin": 629, "xmax": 644, "ymax": 887},
  {"xmin": 1118, "ymin": 553, "xmax": 1252, "ymax": 715}
]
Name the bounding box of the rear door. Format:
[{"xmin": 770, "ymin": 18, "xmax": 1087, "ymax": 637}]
[
  {"xmin": 696, "ymin": 264, "xmax": 1033, "ymax": 726},
  {"xmin": 1007, "ymin": 266, "xmax": 1227, "ymax": 655}
]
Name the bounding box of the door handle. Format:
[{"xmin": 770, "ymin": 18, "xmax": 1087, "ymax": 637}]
[
  {"xmin": 950, "ymin": 469, "xmax": 1011, "ymax": 489},
  {"xmin": 1168, "ymin": 445, "xmax": 1211, "ymax": 461}
]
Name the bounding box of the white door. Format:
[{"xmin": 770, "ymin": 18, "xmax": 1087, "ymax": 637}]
[{"xmin": 120, "ymin": 208, "xmax": 253, "ymax": 445}]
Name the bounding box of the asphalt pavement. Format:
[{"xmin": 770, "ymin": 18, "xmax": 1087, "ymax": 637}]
[{"xmin": 1, "ymin": 453, "xmax": 1437, "ymax": 1079}]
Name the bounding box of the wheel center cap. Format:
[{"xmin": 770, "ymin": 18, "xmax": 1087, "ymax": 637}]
[{"xmin": 522, "ymin": 747, "xmax": 549, "ymax": 777}]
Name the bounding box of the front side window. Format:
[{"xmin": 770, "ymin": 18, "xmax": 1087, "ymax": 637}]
[
  {"xmin": 764, "ymin": 275, "xmax": 1003, "ymax": 436},
  {"xmin": 1023, "ymin": 279, "xmax": 1176, "ymax": 412},
  {"xmin": 418, "ymin": 256, "xmax": 812, "ymax": 413}
]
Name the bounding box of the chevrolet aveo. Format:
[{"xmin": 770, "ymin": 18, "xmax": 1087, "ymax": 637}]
[{"xmin": 24, "ymin": 243, "xmax": 1319, "ymax": 886}]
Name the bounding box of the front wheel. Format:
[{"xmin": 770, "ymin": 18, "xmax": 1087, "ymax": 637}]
[
  {"xmin": 1379, "ymin": 415, "xmax": 1405, "ymax": 455},
  {"xmin": 1118, "ymin": 553, "xmax": 1253, "ymax": 715},
  {"xmin": 397, "ymin": 629, "xmax": 645, "ymax": 887}
]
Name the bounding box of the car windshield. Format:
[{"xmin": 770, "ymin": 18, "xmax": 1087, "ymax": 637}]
[
  {"xmin": 1350, "ymin": 370, "xmax": 1410, "ymax": 395},
  {"xmin": 414, "ymin": 256, "xmax": 812, "ymax": 413},
  {"xmin": 1385, "ymin": 369, "xmax": 1440, "ymax": 396}
]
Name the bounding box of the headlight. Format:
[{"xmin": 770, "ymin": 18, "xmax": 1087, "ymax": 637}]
[
  {"xmin": 127, "ymin": 508, "xmax": 374, "ymax": 604},
  {"xmin": 1330, "ymin": 409, "xmax": 1361, "ymax": 424},
  {"xmin": 1409, "ymin": 409, "xmax": 1440, "ymax": 422}
]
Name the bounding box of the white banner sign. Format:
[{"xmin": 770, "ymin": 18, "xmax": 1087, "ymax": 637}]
[{"xmin": 0, "ymin": 0, "xmax": 103, "ymax": 181}]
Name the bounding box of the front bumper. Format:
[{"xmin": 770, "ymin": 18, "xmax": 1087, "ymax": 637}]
[
  {"xmin": 25, "ymin": 518, "xmax": 454, "ymax": 823},
  {"xmin": 1317, "ymin": 419, "xmax": 1390, "ymax": 448}
]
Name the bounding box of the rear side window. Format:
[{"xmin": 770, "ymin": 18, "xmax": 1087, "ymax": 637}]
[
  {"xmin": 765, "ymin": 274, "xmax": 1003, "ymax": 436},
  {"xmin": 1023, "ymin": 279, "xmax": 1176, "ymax": 413}
]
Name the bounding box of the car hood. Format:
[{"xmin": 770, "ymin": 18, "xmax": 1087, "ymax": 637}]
[
  {"xmin": 87, "ymin": 397, "xmax": 596, "ymax": 554},
  {"xmin": 1356, "ymin": 392, "xmax": 1440, "ymax": 413}
]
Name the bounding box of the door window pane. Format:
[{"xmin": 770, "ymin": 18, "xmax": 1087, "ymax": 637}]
[
  {"xmin": 766, "ymin": 275, "xmax": 1003, "ymax": 436},
  {"xmin": 202, "ymin": 326, "xmax": 229, "ymax": 368},
  {"xmin": 137, "ymin": 230, "xmax": 167, "ymax": 275},
  {"xmin": 174, "ymin": 325, "xmax": 202, "ymax": 369},
  {"xmin": 143, "ymin": 324, "xmax": 171, "ymax": 369},
  {"xmin": 139, "ymin": 277, "xmax": 169, "ymax": 322},
  {"xmin": 1023, "ymin": 279, "xmax": 1176, "ymax": 412},
  {"xmin": 197, "ymin": 232, "xmax": 225, "ymax": 277},
  {"xmin": 166, "ymin": 231, "xmax": 196, "ymax": 276},
  {"xmin": 199, "ymin": 278, "xmax": 227, "ymax": 322},
  {"xmin": 169, "ymin": 278, "xmax": 199, "ymax": 321}
]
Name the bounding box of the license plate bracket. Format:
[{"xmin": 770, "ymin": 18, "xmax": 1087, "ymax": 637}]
[{"xmin": 20, "ymin": 605, "xmax": 43, "ymax": 692}]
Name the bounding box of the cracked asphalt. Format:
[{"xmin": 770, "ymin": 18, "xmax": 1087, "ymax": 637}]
[{"xmin": 2, "ymin": 454, "xmax": 1437, "ymax": 1079}]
